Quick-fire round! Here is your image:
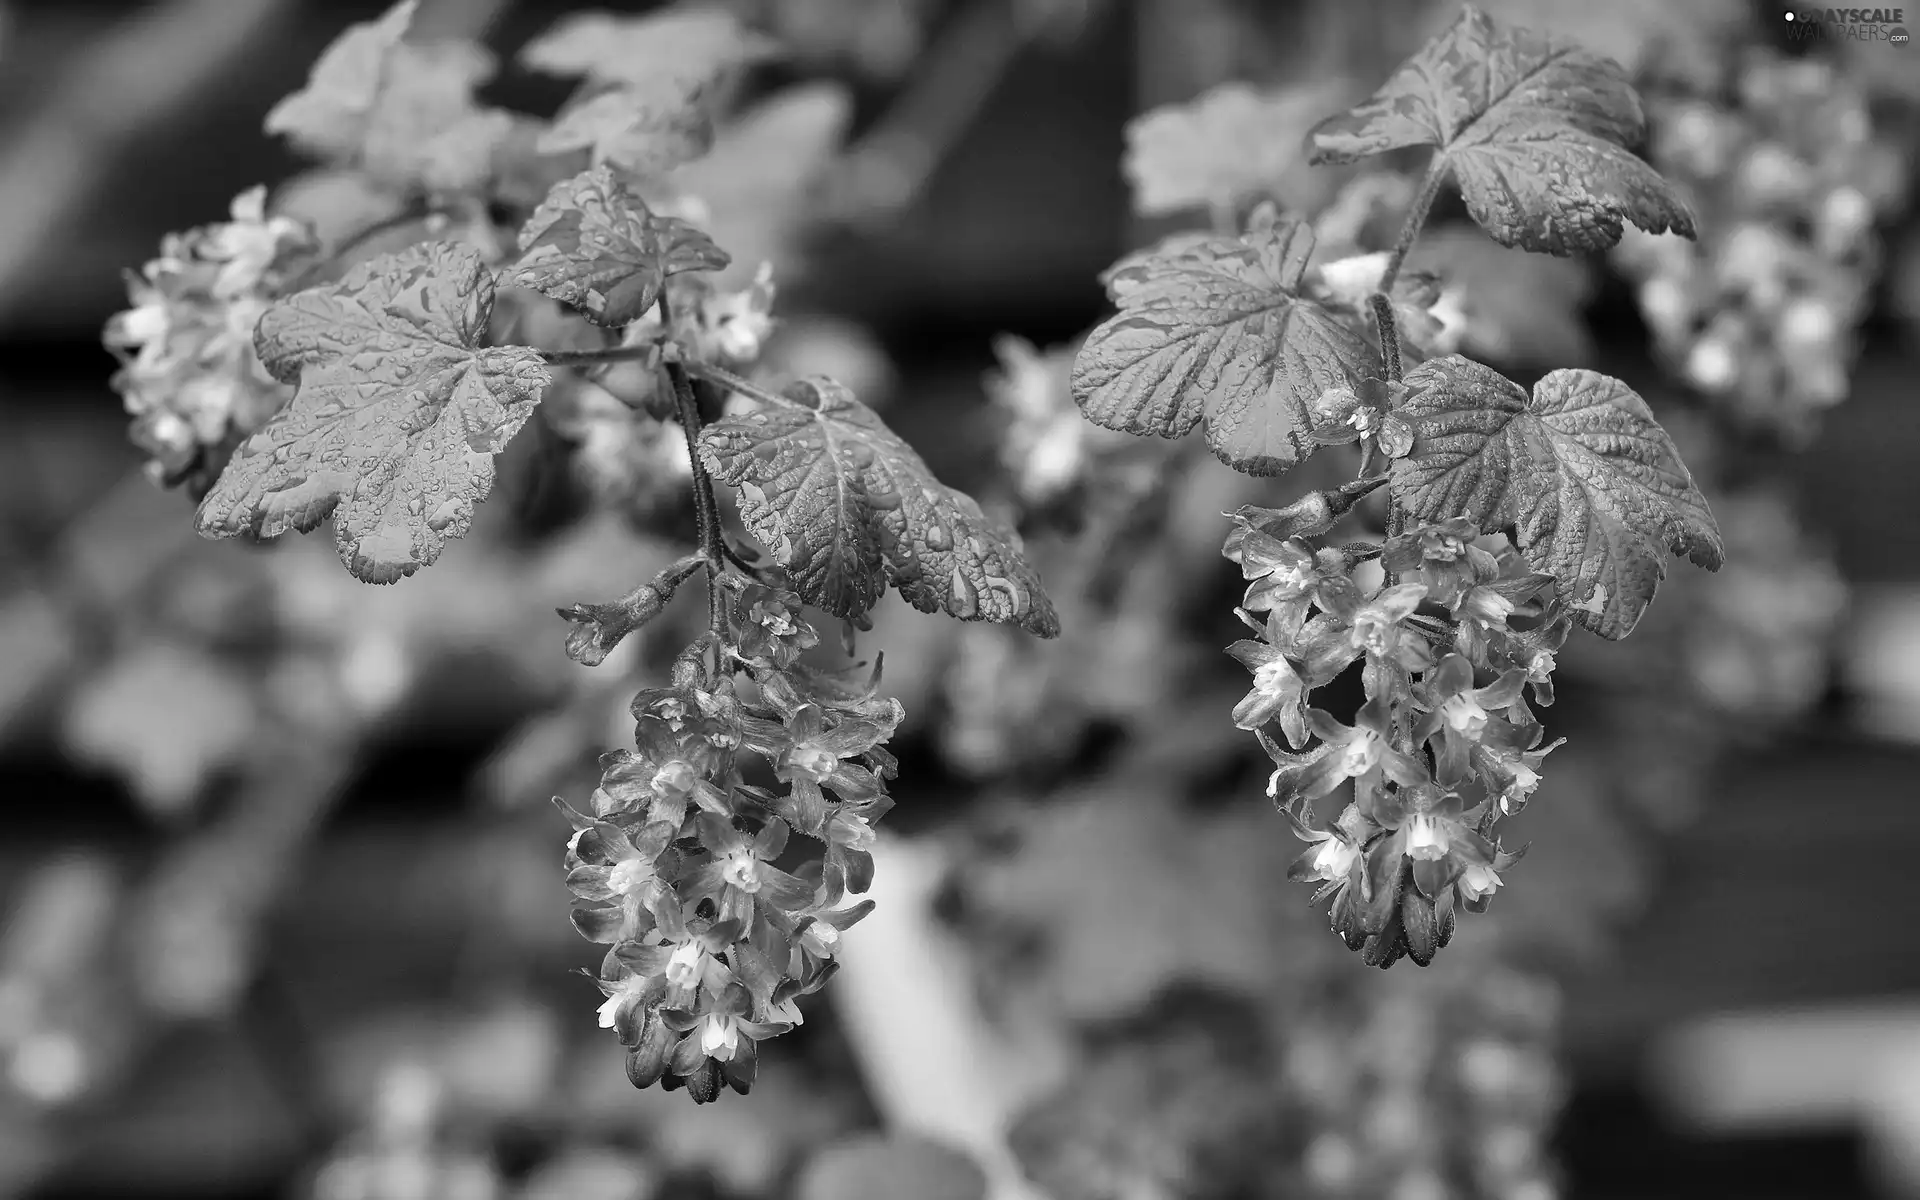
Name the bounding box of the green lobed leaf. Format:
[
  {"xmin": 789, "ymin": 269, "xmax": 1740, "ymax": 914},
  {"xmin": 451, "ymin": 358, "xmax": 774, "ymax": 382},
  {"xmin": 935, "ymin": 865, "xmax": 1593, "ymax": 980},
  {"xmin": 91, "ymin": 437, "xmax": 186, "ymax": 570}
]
[
  {"xmin": 265, "ymin": 0, "xmax": 511, "ymax": 195},
  {"xmin": 511, "ymin": 165, "xmax": 730, "ymax": 326},
  {"xmin": 1071, "ymin": 214, "xmax": 1377, "ymax": 476},
  {"xmin": 1308, "ymin": 4, "xmax": 1695, "ymax": 255},
  {"xmin": 700, "ymin": 377, "xmax": 1059, "ymax": 636},
  {"xmin": 196, "ymin": 242, "xmax": 551, "ymax": 583},
  {"xmin": 1388, "ymin": 354, "xmax": 1723, "ymax": 639}
]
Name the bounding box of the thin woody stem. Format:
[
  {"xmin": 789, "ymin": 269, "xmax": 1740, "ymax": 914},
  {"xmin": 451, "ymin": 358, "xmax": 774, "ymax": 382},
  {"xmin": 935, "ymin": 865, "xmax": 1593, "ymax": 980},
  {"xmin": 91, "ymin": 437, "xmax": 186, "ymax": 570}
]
[
  {"xmin": 538, "ymin": 343, "xmax": 660, "ymax": 368},
  {"xmin": 1379, "ymin": 156, "xmax": 1449, "ymax": 296},
  {"xmin": 680, "ymin": 358, "xmax": 800, "ymax": 409},
  {"xmin": 1370, "ymin": 292, "xmax": 1403, "ymax": 384},
  {"xmin": 657, "ymin": 296, "xmax": 729, "ymax": 633}
]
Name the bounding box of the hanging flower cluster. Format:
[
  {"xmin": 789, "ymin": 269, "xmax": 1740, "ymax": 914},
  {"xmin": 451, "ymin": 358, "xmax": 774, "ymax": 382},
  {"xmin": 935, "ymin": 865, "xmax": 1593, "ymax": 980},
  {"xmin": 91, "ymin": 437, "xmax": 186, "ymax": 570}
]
[
  {"xmin": 101, "ymin": 186, "xmax": 315, "ymax": 491},
  {"xmin": 1226, "ymin": 513, "xmax": 1569, "ymax": 968},
  {"xmin": 558, "ymin": 580, "xmax": 898, "ymax": 1102}
]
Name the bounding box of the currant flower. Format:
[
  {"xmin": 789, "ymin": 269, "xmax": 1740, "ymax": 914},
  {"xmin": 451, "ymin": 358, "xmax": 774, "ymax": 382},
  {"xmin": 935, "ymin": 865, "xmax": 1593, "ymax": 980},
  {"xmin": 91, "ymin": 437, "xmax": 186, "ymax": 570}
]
[
  {"xmin": 1286, "ymin": 697, "xmax": 1430, "ymax": 804},
  {"xmin": 1368, "ymin": 780, "xmax": 1524, "ymax": 936},
  {"xmin": 593, "ymin": 966, "xmax": 667, "ymax": 1047},
  {"xmin": 763, "ymin": 704, "xmax": 894, "ymax": 835},
  {"xmin": 727, "ymin": 584, "xmax": 820, "ymax": 669},
  {"xmin": 817, "ymin": 794, "xmax": 892, "ymax": 903},
  {"xmin": 1489, "ymin": 613, "xmax": 1572, "ymax": 708},
  {"xmin": 1309, "ymin": 376, "xmax": 1411, "ymax": 474},
  {"xmin": 1382, "ymin": 519, "xmax": 1499, "ymax": 609},
  {"xmin": 1285, "ymin": 803, "xmax": 1370, "ymax": 890},
  {"xmin": 1311, "ymin": 578, "xmax": 1434, "ymax": 686},
  {"xmin": 595, "ymin": 721, "xmax": 732, "ymax": 825},
  {"xmin": 686, "ymin": 814, "xmax": 814, "ymax": 925},
  {"xmin": 1226, "ymin": 612, "xmax": 1313, "ymax": 747},
  {"xmin": 658, "ymin": 981, "xmax": 774, "ymax": 1102},
  {"xmin": 792, "ymin": 900, "xmax": 874, "ymax": 965},
  {"xmin": 631, "ymin": 681, "xmax": 742, "ymax": 750},
  {"xmin": 1451, "ymin": 558, "xmax": 1555, "ymax": 664},
  {"xmin": 1225, "ymin": 523, "xmax": 1345, "ymax": 640},
  {"xmin": 1469, "ymin": 736, "xmax": 1565, "ymax": 817},
  {"xmin": 1412, "ymin": 655, "xmax": 1529, "ymax": 786},
  {"xmin": 558, "ymin": 805, "xmax": 679, "ymax": 944}
]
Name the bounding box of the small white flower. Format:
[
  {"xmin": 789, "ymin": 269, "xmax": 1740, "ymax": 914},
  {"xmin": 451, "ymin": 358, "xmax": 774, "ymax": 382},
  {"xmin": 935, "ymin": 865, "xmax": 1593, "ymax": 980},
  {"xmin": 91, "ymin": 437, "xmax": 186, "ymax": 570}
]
[
  {"xmin": 698, "ymin": 1013, "xmax": 740, "ymax": 1059},
  {"xmin": 607, "ymin": 857, "xmax": 651, "ymax": 897},
  {"xmin": 800, "ymin": 919, "xmax": 841, "ymax": 958},
  {"xmin": 721, "ymin": 849, "xmax": 762, "ymax": 894},
  {"xmin": 1309, "ymin": 837, "xmax": 1359, "ymax": 882},
  {"xmin": 1439, "ymin": 693, "xmax": 1489, "ymax": 737},
  {"xmin": 1459, "ymin": 862, "xmax": 1503, "ymax": 902},
  {"xmin": 595, "ymin": 975, "xmax": 650, "ymax": 1029},
  {"xmin": 1337, "ymin": 731, "xmax": 1382, "ymax": 777},
  {"xmin": 666, "ymin": 940, "xmax": 707, "ymax": 990},
  {"xmin": 1405, "ymin": 814, "xmax": 1450, "ymax": 861},
  {"xmin": 826, "ymin": 810, "xmax": 876, "ymax": 851}
]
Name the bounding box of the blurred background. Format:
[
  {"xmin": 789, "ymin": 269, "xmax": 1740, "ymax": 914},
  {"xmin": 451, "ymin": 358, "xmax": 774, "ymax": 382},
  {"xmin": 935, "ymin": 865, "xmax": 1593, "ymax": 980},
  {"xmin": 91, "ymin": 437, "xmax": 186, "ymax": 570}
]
[{"xmin": 2, "ymin": 0, "xmax": 1919, "ymax": 1198}]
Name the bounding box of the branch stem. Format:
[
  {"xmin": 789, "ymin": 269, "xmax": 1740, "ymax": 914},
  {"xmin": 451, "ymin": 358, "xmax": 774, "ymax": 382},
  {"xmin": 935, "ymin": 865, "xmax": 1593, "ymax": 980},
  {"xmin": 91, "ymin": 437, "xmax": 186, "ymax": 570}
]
[
  {"xmin": 680, "ymin": 359, "xmax": 800, "ymax": 410},
  {"xmin": 1369, "ymin": 292, "xmax": 1403, "ymax": 384},
  {"xmin": 537, "ymin": 343, "xmax": 660, "ymax": 368},
  {"xmin": 658, "ymin": 297, "xmax": 729, "ymax": 633},
  {"xmin": 1380, "ymin": 158, "xmax": 1448, "ymax": 295}
]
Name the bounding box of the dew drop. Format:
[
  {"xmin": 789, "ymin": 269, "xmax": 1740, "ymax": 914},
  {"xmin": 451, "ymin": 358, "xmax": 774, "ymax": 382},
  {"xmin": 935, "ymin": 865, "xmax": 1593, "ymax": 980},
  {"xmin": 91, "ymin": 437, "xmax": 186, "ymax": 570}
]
[
  {"xmin": 984, "ymin": 573, "xmax": 1028, "ymax": 616},
  {"xmin": 923, "ymin": 524, "xmax": 951, "ymax": 551},
  {"xmin": 948, "ymin": 569, "xmax": 979, "ymax": 619},
  {"xmin": 407, "ymin": 497, "xmax": 425, "ymax": 516},
  {"xmin": 426, "ymin": 498, "xmax": 462, "ymax": 531}
]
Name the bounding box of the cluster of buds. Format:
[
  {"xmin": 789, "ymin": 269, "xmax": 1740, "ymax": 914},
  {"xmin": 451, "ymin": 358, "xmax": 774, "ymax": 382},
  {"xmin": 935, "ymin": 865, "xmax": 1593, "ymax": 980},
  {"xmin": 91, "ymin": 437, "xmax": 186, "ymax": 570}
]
[
  {"xmin": 559, "ymin": 581, "xmax": 900, "ymax": 1102},
  {"xmin": 101, "ymin": 186, "xmax": 315, "ymax": 491},
  {"xmin": 1225, "ymin": 512, "xmax": 1569, "ymax": 967}
]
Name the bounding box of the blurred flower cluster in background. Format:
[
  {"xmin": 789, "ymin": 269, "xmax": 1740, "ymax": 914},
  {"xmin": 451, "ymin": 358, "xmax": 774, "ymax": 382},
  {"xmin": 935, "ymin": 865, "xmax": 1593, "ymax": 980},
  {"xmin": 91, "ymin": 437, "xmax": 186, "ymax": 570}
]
[{"xmin": 1, "ymin": 1, "xmax": 1919, "ymax": 1199}]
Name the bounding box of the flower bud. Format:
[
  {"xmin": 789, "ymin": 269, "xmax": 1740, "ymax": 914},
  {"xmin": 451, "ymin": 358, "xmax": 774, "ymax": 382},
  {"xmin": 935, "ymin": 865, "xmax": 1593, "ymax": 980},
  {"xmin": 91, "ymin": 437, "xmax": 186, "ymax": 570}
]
[
  {"xmin": 625, "ymin": 1014, "xmax": 674, "ymax": 1089},
  {"xmin": 559, "ymin": 583, "xmax": 667, "ymax": 667},
  {"xmin": 1232, "ymin": 491, "xmax": 1337, "ymax": 541}
]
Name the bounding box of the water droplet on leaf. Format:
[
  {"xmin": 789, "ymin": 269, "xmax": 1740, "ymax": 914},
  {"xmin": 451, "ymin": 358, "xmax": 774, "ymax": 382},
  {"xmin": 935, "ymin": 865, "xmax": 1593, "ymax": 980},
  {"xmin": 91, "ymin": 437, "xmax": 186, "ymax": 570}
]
[{"xmin": 948, "ymin": 570, "xmax": 978, "ymax": 619}]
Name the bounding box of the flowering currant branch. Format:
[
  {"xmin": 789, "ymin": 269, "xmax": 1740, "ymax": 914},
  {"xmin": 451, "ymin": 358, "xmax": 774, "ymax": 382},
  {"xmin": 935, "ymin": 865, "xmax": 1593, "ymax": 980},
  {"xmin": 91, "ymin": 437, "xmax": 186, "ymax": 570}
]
[
  {"xmin": 102, "ymin": 3, "xmax": 1060, "ymax": 1104},
  {"xmin": 1071, "ymin": 4, "xmax": 1721, "ymax": 967}
]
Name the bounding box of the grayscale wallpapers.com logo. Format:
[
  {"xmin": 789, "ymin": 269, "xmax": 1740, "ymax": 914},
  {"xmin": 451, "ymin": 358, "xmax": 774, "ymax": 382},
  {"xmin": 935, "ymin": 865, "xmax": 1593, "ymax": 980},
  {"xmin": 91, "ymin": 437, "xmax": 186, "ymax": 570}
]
[{"xmin": 1783, "ymin": 7, "xmax": 1911, "ymax": 43}]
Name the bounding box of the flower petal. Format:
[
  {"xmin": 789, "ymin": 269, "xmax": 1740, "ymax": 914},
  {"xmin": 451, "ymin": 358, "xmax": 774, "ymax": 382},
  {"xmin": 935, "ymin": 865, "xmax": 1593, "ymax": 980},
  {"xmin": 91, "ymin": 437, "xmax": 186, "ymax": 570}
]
[
  {"xmin": 571, "ymin": 904, "xmax": 628, "ymax": 944},
  {"xmin": 756, "ymin": 865, "xmax": 816, "ymax": 912}
]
